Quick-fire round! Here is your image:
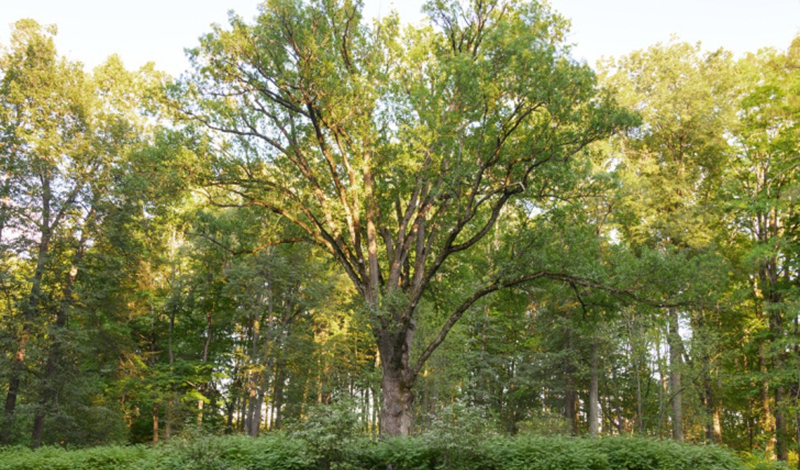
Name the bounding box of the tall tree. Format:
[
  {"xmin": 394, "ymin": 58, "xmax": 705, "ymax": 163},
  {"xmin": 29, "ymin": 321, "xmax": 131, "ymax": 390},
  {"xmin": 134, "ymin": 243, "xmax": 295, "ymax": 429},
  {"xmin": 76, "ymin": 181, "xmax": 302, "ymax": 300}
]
[
  {"xmin": 179, "ymin": 0, "xmax": 632, "ymax": 434},
  {"xmin": 0, "ymin": 20, "xmax": 96, "ymax": 444},
  {"xmin": 601, "ymin": 40, "xmax": 736, "ymax": 441},
  {"xmin": 722, "ymin": 43, "xmax": 800, "ymax": 461},
  {"xmin": 0, "ymin": 19, "xmax": 183, "ymax": 446}
]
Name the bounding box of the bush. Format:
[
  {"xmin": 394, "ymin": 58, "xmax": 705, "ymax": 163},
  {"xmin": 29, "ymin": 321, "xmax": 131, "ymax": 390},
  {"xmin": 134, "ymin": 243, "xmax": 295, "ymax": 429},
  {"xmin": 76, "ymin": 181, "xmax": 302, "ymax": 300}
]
[
  {"xmin": 0, "ymin": 445, "xmax": 148, "ymax": 470},
  {"xmin": 285, "ymin": 398, "xmax": 365, "ymax": 470},
  {"xmin": 0, "ymin": 433, "xmax": 748, "ymax": 470},
  {"xmin": 739, "ymin": 452, "xmax": 792, "ymax": 470},
  {"xmin": 490, "ymin": 436, "xmax": 610, "ymax": 470},
  {"xmin": 598, "ymin": 437, "xmax": 743, "ymax": 470}
]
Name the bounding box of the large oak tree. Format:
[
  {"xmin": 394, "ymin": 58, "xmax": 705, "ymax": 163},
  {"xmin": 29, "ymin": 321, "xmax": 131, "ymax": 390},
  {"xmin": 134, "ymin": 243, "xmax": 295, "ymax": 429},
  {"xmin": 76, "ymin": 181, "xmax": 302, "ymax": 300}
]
[{"xmin": 179, "ymin": 0, "xmax": 632, "ymax": 434}]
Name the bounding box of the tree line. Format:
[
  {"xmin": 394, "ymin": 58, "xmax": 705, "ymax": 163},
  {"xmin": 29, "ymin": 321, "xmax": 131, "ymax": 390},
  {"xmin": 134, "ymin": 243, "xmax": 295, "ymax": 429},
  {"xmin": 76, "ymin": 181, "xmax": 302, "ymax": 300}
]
[{"xmin": 0, "ymin": 0, "xmax": 799, "ymax": 465}]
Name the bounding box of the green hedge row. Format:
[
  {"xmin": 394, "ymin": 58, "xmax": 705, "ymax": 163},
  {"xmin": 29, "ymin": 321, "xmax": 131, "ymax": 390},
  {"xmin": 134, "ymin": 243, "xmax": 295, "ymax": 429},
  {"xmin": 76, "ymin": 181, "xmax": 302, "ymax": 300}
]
[{"xmin": 0, "ymin": 434, "xmax": 784, "ymax": 470}]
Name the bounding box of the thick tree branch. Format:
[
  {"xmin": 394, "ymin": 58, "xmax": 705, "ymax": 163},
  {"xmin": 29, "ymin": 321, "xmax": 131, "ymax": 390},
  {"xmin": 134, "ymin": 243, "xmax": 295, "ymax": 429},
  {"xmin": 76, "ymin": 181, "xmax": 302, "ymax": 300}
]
[{"xmin": 409, "ymin": 271, "xmax": 548, "ymax": 382}]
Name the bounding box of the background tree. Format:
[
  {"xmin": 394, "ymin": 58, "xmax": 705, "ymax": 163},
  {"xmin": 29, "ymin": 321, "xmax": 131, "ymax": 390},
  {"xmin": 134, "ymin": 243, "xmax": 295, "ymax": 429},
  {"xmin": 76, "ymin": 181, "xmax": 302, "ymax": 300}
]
[
  {"xmin": 600, "ymin": 40, "xmax": 736, "ymax": 442},
  {"xmin": 0, "ymin": 19, "xmax": 192, "ymax": 446},
  {"xmin": 720, "ymin": 42, "xmax": 800, "ymax": 461}
]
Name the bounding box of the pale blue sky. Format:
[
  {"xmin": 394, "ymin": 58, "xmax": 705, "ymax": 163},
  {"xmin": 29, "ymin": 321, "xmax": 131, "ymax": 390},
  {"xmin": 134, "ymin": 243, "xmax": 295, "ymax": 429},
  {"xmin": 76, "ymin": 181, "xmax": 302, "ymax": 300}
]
[{"xmin": 1, "ymin": 0, "xmax": 799, "ymax": 76}]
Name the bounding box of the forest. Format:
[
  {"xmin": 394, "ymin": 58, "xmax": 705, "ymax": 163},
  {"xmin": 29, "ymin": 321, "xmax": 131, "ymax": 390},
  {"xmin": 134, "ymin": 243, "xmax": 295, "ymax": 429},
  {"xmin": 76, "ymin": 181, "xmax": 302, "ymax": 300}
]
[{"xmin": 1, "ymin": 0, "xmax": 799, "ymax": 466}]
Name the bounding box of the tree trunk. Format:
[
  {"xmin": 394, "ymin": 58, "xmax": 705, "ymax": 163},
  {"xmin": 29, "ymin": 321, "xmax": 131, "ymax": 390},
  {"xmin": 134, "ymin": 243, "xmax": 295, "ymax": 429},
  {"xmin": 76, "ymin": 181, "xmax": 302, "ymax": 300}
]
[
  {"xmin": 225, "ymin": 396, "xmax": 236, "ymax": 434},
  {"xmin": 378, "ymin": 328, "xmax": 415, "ymax": 435},
  {"xmin": 238, "ymin": 394, "xmax": 247, "ymax": 432},
  {"xmin": 795, "ymin": 408, "xmax": 800, "ymax": 470},
  {"xmin": 563, "ymin": 321, "xmax": 578, "ymax": 435},
  {"xmin": 635, "ymin": 362, "xmax": 644, "ymax": 434},
  {"xmin": 759, "ymin": 345, "xmax": 776, "ymax": 458},
  {"xmin": 165, "ymin": 300, "xmax": 176, "ymax": 442},
  {"xmin": 775, "ymin": 385, "xmax": 788, "ymax": 461},
  {"xmin": 760, "ymin": 254, "xmax": 786, "ymax": 460},
  {"xmin": 713, "ymin": 406, "xmax": 723, "ymax": 443},
  {"xmin": 198, "ymin": 310, "xmax": 213, "ymax": 427},
  {"xmin": 703, "ymin": 372, "xmax": 723, "ymax": 444},
  {"xmin": 656, "ymin": 334, "xmax": 667, "ymax": 436},
  {"xmin": 589, "ymin": 339, "xmax": 600, "ymax": 436},
  {"xmin": 272, "ymin": 361, "xmax": 286, "ymax": 430},
  {"xmin": 251, "ymin": 391, "xmax": 265, "ymax": 437},
  {"xmin": 564, "ymin": 385, "xmax": 578, "ymax": 435},
  {"xmin": 768, "ymin": 297, "xmax": 788, "ymax": 461},
  {"xmin": 153, "ymin": 402, "xmax": 159, "ymax": 445},
  {"xmin": 380, "ymin": 363, "xmax": 414, "ymax": 435},
  {"xmin": 667, "ymin": 310, "xmax": 683, "ymax": 441},
  {"xmin": 150, "ymin": 314, "xmax": 160, "ymax": 444},
  {"xmin": 30, "ymin": 404, "xmax": 47, "ymax": 449},
  {"xmin": 245, "ymin": 389, "xmax": 258, "ymax": 436}
]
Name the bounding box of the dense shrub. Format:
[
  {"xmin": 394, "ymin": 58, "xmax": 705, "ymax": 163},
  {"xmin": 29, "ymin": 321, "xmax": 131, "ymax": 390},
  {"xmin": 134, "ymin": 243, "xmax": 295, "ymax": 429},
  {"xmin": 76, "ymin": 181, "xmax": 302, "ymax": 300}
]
[
  {"xmin": 0, "ymin": 434, "xmax": 755, "ymax": 470},
  {"xmin": 0, "ymin": 445, "xmax": 149, "ymax": 470}
]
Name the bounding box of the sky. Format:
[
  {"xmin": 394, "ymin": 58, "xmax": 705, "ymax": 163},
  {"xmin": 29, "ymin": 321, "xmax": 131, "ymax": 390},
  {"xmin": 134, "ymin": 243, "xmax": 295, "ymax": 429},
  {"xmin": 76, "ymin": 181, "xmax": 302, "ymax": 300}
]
[{"xmin": 1, "ymin": 0, "xmax": 799, "ymax": 76}]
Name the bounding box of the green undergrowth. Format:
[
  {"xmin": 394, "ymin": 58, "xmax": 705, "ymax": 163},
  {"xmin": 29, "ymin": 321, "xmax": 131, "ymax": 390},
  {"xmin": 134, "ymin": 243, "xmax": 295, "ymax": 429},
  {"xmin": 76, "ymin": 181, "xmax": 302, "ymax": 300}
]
[{"xmin": 0, "ymin": 434, "xmax": 782, "ymax": 470}]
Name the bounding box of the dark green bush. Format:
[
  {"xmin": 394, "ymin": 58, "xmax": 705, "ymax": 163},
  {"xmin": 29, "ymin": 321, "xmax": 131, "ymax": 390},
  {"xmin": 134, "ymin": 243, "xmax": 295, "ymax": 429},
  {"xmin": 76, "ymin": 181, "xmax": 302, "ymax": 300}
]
[{"xmin": 0, "ymin": 445, "xmax": 148, "ymax": 470}]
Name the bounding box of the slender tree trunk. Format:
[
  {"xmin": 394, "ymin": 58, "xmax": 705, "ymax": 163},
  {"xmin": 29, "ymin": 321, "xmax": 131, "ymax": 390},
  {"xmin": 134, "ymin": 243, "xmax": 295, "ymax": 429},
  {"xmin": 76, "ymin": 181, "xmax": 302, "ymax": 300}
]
[
  {"xmin": 564, "ymin": 384, "xmax": 578, "ymax": 435},
  {"xmin": 371, "ymin": 384, "xmax": 379, "ymax": 434},
  {"xmin": 775, "ymin": 385, "xmax": 788, "ymax": 461},
  {"xmin": 198, "ymin": 310, "xmax": 213, "ymax": 427},
  {"xmin": 713, "ymin": 406, "xmax": 723, "ymax": 443},
  {"xmin": 150, "ymin": 314, "xmax": 160, "ymax": 445},
  {"xmin": 703, "ymin": 373, "xmax": 722, "ymax": 444},
  {"xmin": 164, "ymin": 287, "xmax": 177, "ymax": 442},
  {"xmin": 626, "ymin": 312, "xmax": 645, "ymax": 434},
  {"xmin": 225, "ymin": 367, "xmax": 240, "ymax": 434},
  {"xmin": 769, "ymin": 297, "xmax": 788, "ymax": 461},
  {"xmin": 197, "ymin": 400, "xmax": 205, "ymax": 428},
  {"xmin": 589, "ymin": 339, "xmax": 600, "ymax": 436},
  {"xmin": 635, "ymin": 362, "xmax": 644, "ymax": 433},
  {"xmin": 245, "ymin": 311, "xmax": 261, "ymax": 436},
  {"xmin": 250, "ymin": 391, "xmax": 265, "ymax": 437},
  {"xmin": 272, "ymin": 360, "xmax": 285, "ymax": 430},
  {"xmin": 759, "ymin": 254, "xmax": 786, "ymax": 460},
  {"xmin": 238, "ymin": 394, "xmax": 247, "ymax": 432},
  {"xmin": 795, "ymin": 408, "xmax": 800, "ymax": 470},
  {"xmin": 245, "ymin": 388, "xmax": 258, "ymax": 436},
  {"xmin": 656, "ymin": 335, "xmax": 667, "ymax": 437},
  {"xmin": 563, "ymin": 321, "xmax": 578, "ymax": 435},
  {"xmin": 225, "ymin": 396, "xmax": 236, "ymax": 434},
  {"xmin": 667, "ymin": 309, "xmax": 683, "ymax": 441},
  {"xmin": 30, "ymin": 381, "xmax": 49, "ymax": 448},
  {"xmin": 153, "ymin": 402, "xmax": 159, "ymax": 445},
  {"xmin": 760, "ymin": 345, "xmax": 776, "ymax": 458}
]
